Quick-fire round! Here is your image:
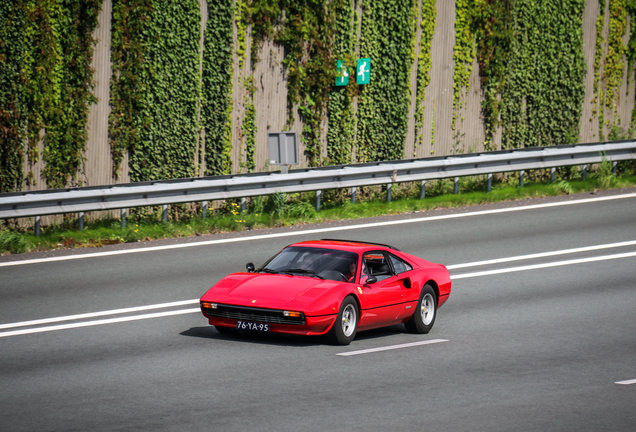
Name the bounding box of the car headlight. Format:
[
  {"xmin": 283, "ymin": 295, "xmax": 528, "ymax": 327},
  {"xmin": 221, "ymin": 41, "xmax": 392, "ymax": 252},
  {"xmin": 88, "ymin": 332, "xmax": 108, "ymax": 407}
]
[{"xmin": 201, "ymin": 302, "xmax": 218, "ymax": 309}]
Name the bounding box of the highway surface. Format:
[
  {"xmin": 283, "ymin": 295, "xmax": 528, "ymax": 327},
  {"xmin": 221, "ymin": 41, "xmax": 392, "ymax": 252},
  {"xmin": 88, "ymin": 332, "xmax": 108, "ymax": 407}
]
[{"xmin": 1, "ymin": 190, "xmax": 635, "ymax": 431}]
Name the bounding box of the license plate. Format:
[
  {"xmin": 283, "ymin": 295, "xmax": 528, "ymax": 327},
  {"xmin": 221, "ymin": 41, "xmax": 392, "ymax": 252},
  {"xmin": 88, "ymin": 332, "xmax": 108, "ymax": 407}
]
[{"xmin": 236, "ymin": 321, "xmax": 270, "ymax": 332}]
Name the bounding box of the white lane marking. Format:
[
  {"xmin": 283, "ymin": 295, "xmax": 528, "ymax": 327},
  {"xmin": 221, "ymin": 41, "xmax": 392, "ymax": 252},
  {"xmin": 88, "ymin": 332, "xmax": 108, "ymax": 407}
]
[
  {"xmin": 615, "ymin": 379, "xmax": 636, "ymax": 385},
  {"xmin": 451, "ymin": 251, "xmax": 636, "ymax": 279},
  {"xmin": 337, "ymin": 339, "xmax": 449, "ymax": 356},
  {"xmin": 0, "ymin": 308, "xmax": 201, "ymax": 338},
  {"xmin": 3, "ymin": 240, "xmax": 636, "ymax": 337},
  {"xmin": 2, "ymin": 192, "xmax": 635, "ymax": 268},
  {"xmin": 446, "ymin": 240, "xmax": 636, "ymax": 270},
  {"xmin": 0, "ymin": 299, "xmax": 199, "ymax": 331}
]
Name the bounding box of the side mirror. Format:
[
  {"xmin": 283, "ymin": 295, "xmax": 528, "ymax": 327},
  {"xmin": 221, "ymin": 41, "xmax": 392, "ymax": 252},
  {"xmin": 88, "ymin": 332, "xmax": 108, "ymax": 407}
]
[
  {"xmin": 365, "ymin": 275, "xmax": 377, "ymax": 285},
  {"xmin": 246, "ymin": 262, "xmax": 255, "ymax": 273}
]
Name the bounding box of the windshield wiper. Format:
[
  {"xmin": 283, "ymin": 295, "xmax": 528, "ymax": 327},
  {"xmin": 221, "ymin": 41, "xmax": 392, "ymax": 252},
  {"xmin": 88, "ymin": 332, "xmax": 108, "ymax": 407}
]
[
  {"xmin": 260, "ymin": 268, "xmax": 279, "ymax": 274},
  {"xmin": 283, "ymin": 268, "xmax": 324, "ymax": 279}
]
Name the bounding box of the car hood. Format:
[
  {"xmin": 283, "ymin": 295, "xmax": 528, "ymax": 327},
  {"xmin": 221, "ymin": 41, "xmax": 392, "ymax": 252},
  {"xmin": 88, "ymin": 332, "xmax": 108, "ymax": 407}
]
[{"xmin": 201, "ymin": 273, "xmax": 340, "ymax": 310}]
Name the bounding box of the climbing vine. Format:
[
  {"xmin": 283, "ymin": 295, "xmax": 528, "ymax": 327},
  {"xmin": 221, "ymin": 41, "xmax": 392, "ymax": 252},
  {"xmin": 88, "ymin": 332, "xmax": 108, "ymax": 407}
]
[
  {"xmin": 0, "ymin": 2, "xmax": 27, "ymax": 193},
  {"xmin": 469, "ymin": 1, "xmax": 585, "ymax": 150},
  {"xmin": 110, "ymin": 0, "xmax": 200, "ymax": 182},
  {"xmin": 452, "ymin": 0, "xmax": 476, "ymax": 152},
  {"xmin": 242, "ymin": 100, "xmax": 257, "ymax": 172},
  {"xmin": 278, "ymin": 1, "xmax": 338, "ymax": 166},
  {"xmin": 236, "ymin": 0, "xmax": 249, "ymax": 72},
  {"xmin": 357, "ymin": 0, "xmax": 415, "ymax": 162},
  {"xmin": 413, "ymin": 0, "xmax": 436, "ymax": 153},
  {"xmin": 499, "ymin": 1, "xmax": 585, "ymax": 148},
  {"xmin": 327, "ymin": 0, "xmax": 357, "ymax": 165},
  {"xmin": 627, "ymin": 1, "xmax": 636, "ymax": 132},
  {"xmin": 202, "ymin": 1, "xmax": 234, "ymax": 176},
  {"xmin": 109, "ymin": 0, "xmax": 151, "ymax": 179},
  {"xmin": 472, "ymin": 0, "xmax": 514, "ymax": 151},
  {"xmin": 592, "ymin": 1, "xmax": 605, "ymax": 138},
  {"xmin": 0, "ymin": 0, "xmax": 101, "ymax": 192},
  {"xmin": 598, "ymin": 0, "xmax": 627, "ymax": 139},
  {"xmin": 241, "ymin": 78, "xmax": 257, "ymax": 173},
  {"xmin": 591, "ymin": 0, "xmax": 629, "ymax": 140},
  {"xmin": 22, "ymin": 1, "xmax": 63, "ymax": 183},
  {"xmin": 43, "ymin": 0, "xmax": 102, "ymax": 189}
]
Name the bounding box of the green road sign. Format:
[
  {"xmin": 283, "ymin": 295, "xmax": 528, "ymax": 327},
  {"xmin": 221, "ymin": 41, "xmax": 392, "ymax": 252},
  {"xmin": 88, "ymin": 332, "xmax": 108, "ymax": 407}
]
[
  {"xmin": 357, "ymin": 58, "xmax": 371, "ymax": 84},
  {"xmin": 336, "ymin": 60, "xmax": 349, "ymax": 86}
]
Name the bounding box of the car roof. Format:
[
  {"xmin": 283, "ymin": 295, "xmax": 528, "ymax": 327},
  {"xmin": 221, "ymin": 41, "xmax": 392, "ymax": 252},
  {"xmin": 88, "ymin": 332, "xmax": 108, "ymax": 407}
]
[{"xmin": 289, "ymin": 239, "xmax": 400, "ymax": 252}]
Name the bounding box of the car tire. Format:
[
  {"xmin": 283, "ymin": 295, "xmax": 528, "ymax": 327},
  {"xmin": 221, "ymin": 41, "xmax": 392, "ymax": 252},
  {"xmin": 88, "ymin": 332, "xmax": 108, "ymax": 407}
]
[
  {"xmin": 329, "ymin": 296, "xmax": 358, "ymax": 345},
  {"xmin": 215, "ymin": 325, "xmax": 235, "ymax": 335},
  {"xmin": 405, "ymin": 284, "xmax": 437, "ymax": 334}
]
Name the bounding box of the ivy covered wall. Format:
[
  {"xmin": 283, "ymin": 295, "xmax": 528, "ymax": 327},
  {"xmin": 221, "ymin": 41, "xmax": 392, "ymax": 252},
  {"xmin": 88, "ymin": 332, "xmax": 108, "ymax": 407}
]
[
  {"xmin": 109, "ymin": 0, "xmax": 200, "ymax": 182},
  {"xmin": 0, "ymin": 0, "xmax": 101, "ymax": 193},
  {"xmin": 2, "ymin": 0, "xmax": 636, "ymax": 194}
]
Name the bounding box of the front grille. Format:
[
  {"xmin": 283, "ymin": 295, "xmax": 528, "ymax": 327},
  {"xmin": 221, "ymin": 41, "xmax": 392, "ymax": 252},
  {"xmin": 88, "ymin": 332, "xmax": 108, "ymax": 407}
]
[{"xmin": 202, "ymin": 304, "xmax": 305, "ymax": 325}]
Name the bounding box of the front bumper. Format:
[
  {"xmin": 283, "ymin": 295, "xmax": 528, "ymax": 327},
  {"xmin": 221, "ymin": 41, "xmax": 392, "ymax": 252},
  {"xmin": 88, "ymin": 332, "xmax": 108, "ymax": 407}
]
[{"xmin": 202, "ymin": 306, "xmax": 336, "ymax": 335}]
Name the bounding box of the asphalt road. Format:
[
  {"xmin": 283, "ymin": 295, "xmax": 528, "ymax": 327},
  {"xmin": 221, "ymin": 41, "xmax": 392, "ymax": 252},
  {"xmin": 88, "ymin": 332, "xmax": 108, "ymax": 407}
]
[{"xmin": 1, "ymin": 191, "xmax": 635, "ymax": 431}]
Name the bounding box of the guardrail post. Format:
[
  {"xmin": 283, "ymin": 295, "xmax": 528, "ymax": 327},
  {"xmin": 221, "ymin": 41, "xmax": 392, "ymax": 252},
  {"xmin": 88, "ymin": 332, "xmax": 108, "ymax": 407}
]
[
  {"xmin": 315, "ymin": 190, "xmax": 321, "ymax": 212},
  {"xmin": 454, "ymin": 177, "xmax": 459, "ymax": 194},
  {"xmin": 121, "ymin": 208, "xmax": 127, "ymax": 228},
  {"xmin": 78, "ymin": 212, "xmax": 85, "ymax": 231},
  {"xmin": 387, "ymin": 184, "xmax": 392, "ymax": 202},
  {"xmin": 201, "ymin": 201, "xmax": 208, "ymax": 219},
  {"xmin": 487, "ymin": 173, "xmax": 492, "ymax": 192},
  {"xmin": 582, "ymin": 165, "xmax": 587, "ymax": 181},
  {"xmin": 240, "ymin": 197, "xmax": 246, "ymax": 212},
  {"xmin": 612, "ymin": 161, "xmax": 617, "ymax": 175},
  {"xmin": 35, "ymin": 216, "xmax": 41, "ymax": 237},
  {"xmin": 519, "ymin": 170, "xmax": 525, "ymax": 187},
  {"xmin": 351, "ymin": 187, "xmax": 356, "ymax": 204},
  {"xmin": 162, "ymin": 205, "xmax": 168, "ymax": 223},
  {"xmin": 550, "ymin": 167, "xmax": 556, "ymax": 183},
  {"xmin": 420, "ymin": 180, "xmax": 426, "ymax": 199}
]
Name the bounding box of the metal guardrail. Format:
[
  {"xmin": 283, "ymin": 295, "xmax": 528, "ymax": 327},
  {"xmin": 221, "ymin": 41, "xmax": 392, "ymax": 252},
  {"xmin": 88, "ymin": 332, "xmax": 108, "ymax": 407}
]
[{"xmin": 1, "ymin": 141, "xmax": 635, "ymax": 231}]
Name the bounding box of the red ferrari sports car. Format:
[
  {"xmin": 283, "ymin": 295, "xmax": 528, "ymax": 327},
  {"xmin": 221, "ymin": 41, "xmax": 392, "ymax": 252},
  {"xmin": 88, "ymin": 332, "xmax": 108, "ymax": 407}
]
[{"xmin": 200, "ymin": 239, "xmax": 451, "ymax": 345}]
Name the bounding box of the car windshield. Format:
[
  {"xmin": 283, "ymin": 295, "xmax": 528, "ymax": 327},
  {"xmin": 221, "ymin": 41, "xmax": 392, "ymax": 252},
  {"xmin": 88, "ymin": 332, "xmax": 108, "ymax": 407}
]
[{"xmin": 259, "ymin": 247, "xmax": 358, "ymax": 282}]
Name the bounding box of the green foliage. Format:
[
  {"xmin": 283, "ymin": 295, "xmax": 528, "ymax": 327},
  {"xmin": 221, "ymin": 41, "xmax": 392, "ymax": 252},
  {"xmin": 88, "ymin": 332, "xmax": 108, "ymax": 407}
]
[
  {"xmin": 277, "ymin": 1, "xmax": 338, "ymax": 166},
  {"xmin": 498, "ymin": 1, "xmax": 586, "ymax": 149},
  {"xmin": 452, "ymin": 0, "xmax": 476, "ymax": 149},
  {"xmin": 592, "ymin": 1, "xmax": 605, "ymax": 138},
  {"xmin": 472, "ymin": 0, "xmax": 514, "ymax": 151},
  {"xmin": 236, "ymin": 0, "xmax": 249, "ymax": 71},
  {"xmin": 357, "ymin": 0, "xmax": 415, "ymax": 162},
  {"xmin": 413, "ymin": 0, "xmax": 436, "ymax": 153},
  {"xmin": 0, "ymin": 1, "xmax": 101, "ymax": 191},
  {"xmin": 625, "ymin": 1, "xmax": 636, "ymax": 132},
  {"xmin": 0, "ymin": 229, "xmax": 31, "ymax": 254},
  {"xmin": 109, "ymin": 0, "xmax": 152, "ymax": 179},
  {"xmin": 327, "ymin": 0, "xmax": 356, "ymax": 165},
  {"xmin": 22, "ymin": 2, "xmax": 63, "ymax": 182},
  {"xmin": 594, "ymin": 0, "xmax": 627, "ymax": 140},
  {"xmin": 608, "ymin": 124, "xmax": 631, "ymax": 140},
  {"xmin": 551, "ymin": 180, "xmax": 574, "ymax": 195},
  {"xmin": 42, "ymin": 0, "xmax": 102, "ymax": 189},
  {"xmin": 110, "ymin": 0, "xmax": 200, "ymax": 182},
  {"xmin": 244, "ymin": 0, "xmax": 282, "ymax": 67},
  {"xmin": 469, "ymin": 1, "xmax": 585, "ymax": 150},
  {"xmin": 242, "ymin": 100, "xmax": 257, "ymax": 172},
  {"xmin": 596, "ymin": 153, "xmax": 619, "ymax": 188},
  {"xmin": 202, "ymin": 0, "xmax": 234, "ymax": 176},
  {"xmin": 0, "ymin": 2, "xmax": 27, "ymax": 192}
]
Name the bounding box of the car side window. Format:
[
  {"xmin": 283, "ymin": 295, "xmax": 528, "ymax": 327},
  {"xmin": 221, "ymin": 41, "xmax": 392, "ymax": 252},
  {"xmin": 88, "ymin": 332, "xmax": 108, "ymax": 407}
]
[
  {"xmin": 361, "ymin": 252, "xmax": 393, "ymax": 282},
  {"xmin": 387, "ymin": 254, "xmax": 412, "ymax": 274}
]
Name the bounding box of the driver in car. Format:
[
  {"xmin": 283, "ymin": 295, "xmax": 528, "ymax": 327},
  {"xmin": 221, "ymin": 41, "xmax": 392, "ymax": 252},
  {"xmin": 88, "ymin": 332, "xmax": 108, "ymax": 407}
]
[{"xmin": 346, "ymin": 260, "xmax": 357, "ymax": 282}]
